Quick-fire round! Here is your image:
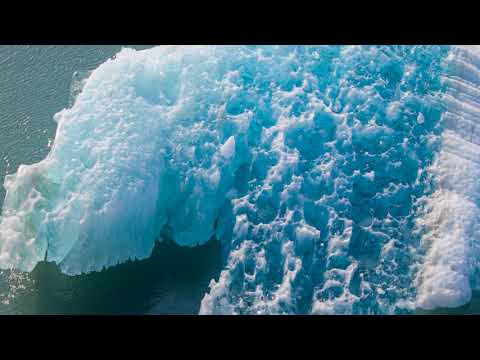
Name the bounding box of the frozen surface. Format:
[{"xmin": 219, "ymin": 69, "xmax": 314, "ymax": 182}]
[
  {"xmin": 200, "ymin": 45, "xmax": 449, "ymax": 314},
  {"xmin": 415, "ymin": 46, "xmax": 480, "ymax": 310},
  {"xmin": 1, "ymin": 45, "xmax": 479, "ymax": 314}
]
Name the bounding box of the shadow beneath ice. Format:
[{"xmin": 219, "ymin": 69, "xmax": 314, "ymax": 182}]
[{"xmin": 9, "ymin": 238, "xmax": 223, "ymax": 315}]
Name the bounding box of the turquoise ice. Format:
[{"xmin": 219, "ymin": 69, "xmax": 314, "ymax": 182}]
[{"xmin": 1, "ymin": 45, "xmax": 479, "ymax": 314}]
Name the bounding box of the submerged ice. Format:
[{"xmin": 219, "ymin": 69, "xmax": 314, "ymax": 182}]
[{"xmin": 1, "ymin": 45, "xmax": 479, "ymax": 314}]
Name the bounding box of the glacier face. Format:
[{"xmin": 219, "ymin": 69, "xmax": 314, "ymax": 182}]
[{"xmin": 1, "ymin": 45, "xmax": 479, "ymax": 314}]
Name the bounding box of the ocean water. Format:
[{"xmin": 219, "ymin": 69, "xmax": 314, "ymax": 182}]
[{"xmin": 1, "ymin": 45, "xmax": 480, "ymax": 314}]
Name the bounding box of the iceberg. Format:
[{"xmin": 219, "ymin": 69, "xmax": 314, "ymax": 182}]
[{"xmin": 2, "ymin": 45, "xmax": 480, "ymax": 314}]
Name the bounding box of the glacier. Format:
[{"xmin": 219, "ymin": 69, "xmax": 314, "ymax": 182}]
[{"xmin": 1, "ymin": 45, "xmax": 480, "ymax": 314}]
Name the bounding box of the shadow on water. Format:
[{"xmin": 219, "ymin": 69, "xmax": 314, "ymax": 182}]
[{"xmin": 7, "ymin": 238, "xmax": 223, "ymax": 315}]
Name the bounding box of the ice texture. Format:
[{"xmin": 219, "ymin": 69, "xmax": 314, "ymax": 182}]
[
  {"xmin": 1, "ymin": 45, "xmax": 479, "ymax": 314},
  {"xmin": 0, "ymin": 46, "xmax": 248, "ymax": 274},
  {"xmin": 200, "ymin": 45, "xmax": 449, "ymax": 314},
  {"xmin": 415, "ymin": 46, "xmax": 480, "ymax": 310}
]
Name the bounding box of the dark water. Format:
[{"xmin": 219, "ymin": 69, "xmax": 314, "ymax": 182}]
[
  {"xmin": 0, "ymin": 45, "xmax": 223, "ymax": 315},
  {"xmin": 1, "ymin": 239, "xmax": 222, "ymax": 315}
]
